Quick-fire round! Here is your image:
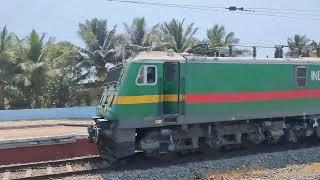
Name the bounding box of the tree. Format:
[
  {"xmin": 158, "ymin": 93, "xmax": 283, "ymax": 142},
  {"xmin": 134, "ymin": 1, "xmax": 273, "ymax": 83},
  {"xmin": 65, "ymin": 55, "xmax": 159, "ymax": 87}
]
[
  {"xmin": 78, "ymin": 18, "xmax": 121, "ymax": 82},
  {"xmin": 124, "ymin": 17, "xmax": 146, "ymax": 46},
  {"xmin": 207, "ymin": 24, "xmax": 239, "ymax": 47},
  {"xmin": 189, "ymin": 25, "xmax": 245, "ymax": 57},
  {"xmin": 45, "ymin": 42, "xmax": 88, "ymax": 107},
  {"xmin": 123, "ymin": 17, "xmax": 161, "ymax": 49},
  {"xmin": 162, "ymin": 19, "xmax": 198, "ymax": 53},
  {"xmin": 0, "ymin": 26, "xmax": 16, "ymax": 109},
  {"xmin": 287, "ymin": 34, "xmax": 310, "ymax": 57},
  {"xmin": 310, "ymin": 41, "xmax": 320, "ymax": 57},
  {"xmin": 13, "ymin": 30, "xmax": 53, "ymax": 108}
]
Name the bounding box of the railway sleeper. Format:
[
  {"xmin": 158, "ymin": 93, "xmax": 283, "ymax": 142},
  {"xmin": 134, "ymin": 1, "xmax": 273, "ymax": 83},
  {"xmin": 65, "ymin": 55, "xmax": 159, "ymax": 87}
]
[{"xmin": 0, "ymin": 157, "xmax": 106, "ymax": 180}]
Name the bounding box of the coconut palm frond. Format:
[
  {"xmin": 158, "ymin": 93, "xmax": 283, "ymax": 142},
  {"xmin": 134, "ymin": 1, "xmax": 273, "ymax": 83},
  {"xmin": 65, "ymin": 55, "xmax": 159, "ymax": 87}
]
[
  {"xmin": 287, "ymin": 34, "xmax": 310, "ymax": 57},
  {"xmin": 162, "ymin": 19, "xmax": 198, "ymax": 53}
]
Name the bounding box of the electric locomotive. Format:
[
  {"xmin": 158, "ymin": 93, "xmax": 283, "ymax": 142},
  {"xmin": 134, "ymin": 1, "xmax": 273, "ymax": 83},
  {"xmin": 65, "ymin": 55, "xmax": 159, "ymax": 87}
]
[{"xmin": 88, "ymin": 51, "xmax": 320, "ymax": 162}]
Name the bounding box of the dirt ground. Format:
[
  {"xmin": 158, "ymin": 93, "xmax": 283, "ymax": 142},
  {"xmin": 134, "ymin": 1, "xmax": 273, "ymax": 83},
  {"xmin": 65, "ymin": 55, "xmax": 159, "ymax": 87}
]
[{"xmin": 203, "ymin": 163, "xmax": 320, "ymax": 180}]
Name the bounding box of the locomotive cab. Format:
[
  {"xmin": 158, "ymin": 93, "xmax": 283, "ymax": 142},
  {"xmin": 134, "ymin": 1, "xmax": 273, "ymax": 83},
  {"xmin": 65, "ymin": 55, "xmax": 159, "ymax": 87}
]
[{"xmin": 89, "ymin": 51, "xmax": 185, "ymax": 161}]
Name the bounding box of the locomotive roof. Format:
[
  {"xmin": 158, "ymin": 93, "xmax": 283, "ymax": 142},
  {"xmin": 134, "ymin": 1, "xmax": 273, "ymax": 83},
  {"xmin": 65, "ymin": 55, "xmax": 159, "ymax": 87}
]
[
  {"xmin": 131, "ymin": 51, "xmax": 186, "ymax": 61},
  {"xmin": 131, "ymin": 51, "xmax": 320, "ymax": 64}
]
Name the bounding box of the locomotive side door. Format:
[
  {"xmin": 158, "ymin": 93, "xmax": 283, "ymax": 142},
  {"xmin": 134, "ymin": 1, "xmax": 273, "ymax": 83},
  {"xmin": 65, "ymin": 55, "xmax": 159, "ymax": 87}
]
[{"xmin": 162, "ymin": 62, "xmax": 180, "ymax": 115}]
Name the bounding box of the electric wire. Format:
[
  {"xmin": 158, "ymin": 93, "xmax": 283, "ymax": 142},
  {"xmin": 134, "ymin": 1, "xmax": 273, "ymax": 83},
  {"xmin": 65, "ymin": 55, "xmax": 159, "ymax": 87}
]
[
  {"xmin": 251, "ymin": 9, "xmax": 320, "ymax": 17},
  {"xmin": 106, "ymin": 0, "xmax": 320, "ymax": 21},
  {"xmin": 251, "ymin": 7, "xmax": 320, "ymax": 13}
]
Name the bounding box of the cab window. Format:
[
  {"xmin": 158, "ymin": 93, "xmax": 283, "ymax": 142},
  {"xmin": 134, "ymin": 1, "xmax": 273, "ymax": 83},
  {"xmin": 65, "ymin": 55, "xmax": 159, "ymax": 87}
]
[{"xmin": 136, "ymin": 65, "xmax": 157, "ymax": 85}]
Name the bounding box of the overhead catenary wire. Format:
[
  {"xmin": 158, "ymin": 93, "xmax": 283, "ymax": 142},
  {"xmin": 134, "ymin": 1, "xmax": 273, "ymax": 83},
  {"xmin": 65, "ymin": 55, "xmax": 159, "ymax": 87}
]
[
  {"xmin": 250, "ymin": 9, "xmax": 320, "ymax": 17},
  {"xmin": 105, "ymin": 0, "xmax": 228, "ymax": 13},
  {"xmin": 106, "ymin": 0, "xmax": 320, "ymax": 21},
  {"xmin": 250, "ymin": 7, "xmax": 320, "ymax": 13},
  {"xmin": 106, "ymin": 0, "xmax": 227, "ymax": 10},
  {"xmin": 167, "ymin": 0, "xmax": 320, "ymax": 14}
]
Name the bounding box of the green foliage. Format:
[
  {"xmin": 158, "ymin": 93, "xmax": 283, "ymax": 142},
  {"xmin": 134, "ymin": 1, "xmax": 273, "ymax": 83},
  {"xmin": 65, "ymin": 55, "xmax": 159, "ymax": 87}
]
[
  {"xmin": 310, "ymin": 41, "xmax": 320, "ymax": 57},
  {"xmin": 287, "ymin": 34, "xmax": 310, "ymax": 57},
  {"xmin": 0, "ymin": 26, "xmax": 17, "ymax": 109},
  {"xmin": 207, "ymin": 24, "xmax": 239, "ymax": 47},
  {"xmin": 2, "ymin": 17, "xmax": 319, "ymax": 110},
  {"xmin": 0, "ymin": 27, "xmax": 90, "ymax": 109},
  {"xmin": 188, "ymin": 25, "xmax": 246, "ymax": 57},
  {"xmin": 162, "ymin": 19, "xmax": 198, "ymax": 53},
  {"xmin": 124, "ymin": 17, "xmax": 146, "ymax": 46},
  {"xmin": 124, "ymin": 17, "xmax": 162, "ymax": 49},
  {"xmin": 45, "ymin": 42, "xmax": 87, "ymax": 107},
  {"xmin": 78, "ymin": 18, "xmax": 121, "ymax": 81},
  {"xmin": 4, "ymin": 86, "xmax": 31, "ymax": 109},
  {"xmin": 12, "ymin": 30, "xmax": 51, "ymax": 108}
]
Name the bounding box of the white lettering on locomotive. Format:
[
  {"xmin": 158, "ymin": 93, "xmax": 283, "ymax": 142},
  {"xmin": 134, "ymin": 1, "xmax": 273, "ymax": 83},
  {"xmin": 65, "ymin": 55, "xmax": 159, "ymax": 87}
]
[{"xmin": 311, "ymin": 71, "xmax": 320, "ymax": 81}]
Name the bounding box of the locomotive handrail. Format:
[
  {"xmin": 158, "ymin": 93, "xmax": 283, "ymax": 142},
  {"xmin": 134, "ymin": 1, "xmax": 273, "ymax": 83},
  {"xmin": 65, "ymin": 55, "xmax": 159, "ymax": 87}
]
[{"xmin": 159, "ymin": 77, "xmax": 163, "ymax": 115}]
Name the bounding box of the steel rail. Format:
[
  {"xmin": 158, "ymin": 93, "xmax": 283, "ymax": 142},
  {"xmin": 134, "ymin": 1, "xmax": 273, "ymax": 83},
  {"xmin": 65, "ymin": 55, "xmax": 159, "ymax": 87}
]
[{"xmin": 0, "ymin": 155, "xmax": 110, "ymax": 180}]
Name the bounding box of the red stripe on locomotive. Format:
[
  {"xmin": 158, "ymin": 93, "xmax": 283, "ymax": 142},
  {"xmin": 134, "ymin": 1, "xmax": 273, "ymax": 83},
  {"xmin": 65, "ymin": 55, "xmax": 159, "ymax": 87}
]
[{"xmin": 186, "ymin": 89, "xmax": 320, "ymax": 104}]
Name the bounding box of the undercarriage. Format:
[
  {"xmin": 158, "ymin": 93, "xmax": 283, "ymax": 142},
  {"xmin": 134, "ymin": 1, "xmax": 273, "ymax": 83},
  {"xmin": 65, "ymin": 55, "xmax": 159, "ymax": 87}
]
[{"xmin": 88, "ymin": 115, "xmax": 320, "ymax": 162}]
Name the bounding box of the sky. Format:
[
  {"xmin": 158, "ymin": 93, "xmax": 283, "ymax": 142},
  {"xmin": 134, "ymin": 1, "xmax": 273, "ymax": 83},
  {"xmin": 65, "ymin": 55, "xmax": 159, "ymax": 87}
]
[{"xmin": 1, "ymin": 0, "xmax": 320, "ymax": 57}]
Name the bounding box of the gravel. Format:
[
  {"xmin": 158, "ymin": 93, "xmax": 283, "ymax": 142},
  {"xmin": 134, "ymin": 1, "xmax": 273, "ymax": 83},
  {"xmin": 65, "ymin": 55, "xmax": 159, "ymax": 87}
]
[{"xmin": 64, "ymin": 145, "xmax": 320, "ymax": 180}]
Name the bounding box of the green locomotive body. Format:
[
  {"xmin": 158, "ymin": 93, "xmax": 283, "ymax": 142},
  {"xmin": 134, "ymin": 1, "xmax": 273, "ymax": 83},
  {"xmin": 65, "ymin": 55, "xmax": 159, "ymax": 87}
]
[{"xmin": 89, "ymin": 51, "xmax": 320, "ymax": 161}]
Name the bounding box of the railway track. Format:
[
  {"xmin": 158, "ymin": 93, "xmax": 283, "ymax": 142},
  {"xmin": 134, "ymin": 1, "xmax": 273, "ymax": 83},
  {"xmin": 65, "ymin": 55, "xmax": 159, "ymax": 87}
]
[
  {"xmin": 0, "ymin": 156, "xmax": 109, "ymax": 180},
  {"xmin": 1, "ymin": 140, "xmax": 319, "ymax": 180}
]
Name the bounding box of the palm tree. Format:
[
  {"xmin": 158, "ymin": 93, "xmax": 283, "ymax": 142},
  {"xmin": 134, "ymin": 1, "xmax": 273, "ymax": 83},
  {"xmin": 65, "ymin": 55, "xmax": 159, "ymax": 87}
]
[
  {"xmin": 0, "ymin": 26, "xmax": 16, "ymax": 109},
  {"xmin": 124, "ymin": 17, "xmax": 146, "ymax": 46},
  {"xmin": 78, "ymin": 18, "xmax": 121, "ymax": 81},
  {"xmin": 162, "ymin": 19, "xmax": 198, "ymax": 53},
  {"xmin": 207, "ymin": 24, "xmax": 239, "ymax": 47},
  {"xmin": 14, "ymin": 30, "xmax": 52, "ymax": 108},
  {"xmin": 287, "ymin": 34, "xmax": 310, "ymax": 57},
  {"xmin": 123, "ymin": 17, "xmax": 161, "ymax": 49},
  {"xmin": 189, "ymin": 24, "xmax": 244, "ymax": 57},
  {"xmin": 310, "ymin": 41, "xmax": 320, "ymax": 57}
]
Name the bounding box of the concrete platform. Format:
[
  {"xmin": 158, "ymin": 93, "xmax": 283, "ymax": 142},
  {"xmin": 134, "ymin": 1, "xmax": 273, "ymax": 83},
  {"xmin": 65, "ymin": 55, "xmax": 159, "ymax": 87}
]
[
  {"xmin": 0, "ymin": 123, "xmax": 99, "ymax": 165},
  {"xmin": 0, "ymin": 125, "xmax": 89, "ymax": 149},
  {"xmin": 0, "ymin": 125, "xmax": 87, "ymax": 140},
  {"xmin": 0, "ymin": 119, "xmax": 91, "ymax": 130}
]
